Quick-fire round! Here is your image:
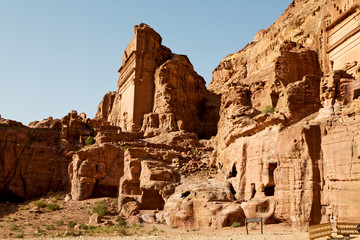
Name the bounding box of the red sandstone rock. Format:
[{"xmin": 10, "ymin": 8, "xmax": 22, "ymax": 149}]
[
  {"xmin": 89, "ymin": 213, "xmax": 101, "ymax": 225},
  {"xmin": 276, "ymin": 75, "xmax": 322, "ymax": 123},
  {"xmin": 69, "ymin": 143, "xmax": 124, "ymax": 200},
  {"xmin": 118, "ymin": 148, "xmax": 180, "ymax": 211},
  {"xmin": 29, "ymin": 117, "xmax": 61, "ymax": 130},
  {"xmin": 121, "ymin": 200, "xmax": 140, "ymax": 218},
  {"xmin": 164, "ymin": 179, "xmax": 245, "ymax": 228},
  {"xmin": 100, "ymin": 23, "xmax": 219, "ymax": 139},
  {"xmin": 95, "ymin": 91, "xmax": 116, "ymax": 122},
  {"xmin": 0, "ymin": 124, "xmax": 68, "ymax": 200},
  {"xmin": 3, "ymin": 1, "xmax": 360, "ymax": 232}
]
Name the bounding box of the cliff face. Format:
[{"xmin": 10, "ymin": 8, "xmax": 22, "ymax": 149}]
[
  {"xmin": 96, "ymin": 24, "xmax": 220, "ymax": 139},
  {"xmin": 0, "ymin": 124, "xmax": 67, "ymax": 201},
  {"xmin": 2, "ymin": 0, "xmax": 360, "ymax": 231},
  {"xmin": 210, "ymin": 0, "xmax": 360, "ymax": 229},
  {"xmin": 209, "ymin": 0, "xmax": 327, "ymax": 95},
  {"xmin": 0, "ymin": 111, "xmax": 97, "ymax": 201}
]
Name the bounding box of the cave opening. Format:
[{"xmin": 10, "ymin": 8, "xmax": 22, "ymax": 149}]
[
  {"xmin": 250, "ymin": 183, "xmax": 256, "ymax": 199},
  {"xmin": 264, "ymin": 185, "xmax": 275, "ymax": 196},
  {"xmin": 354, "ymin": 88, "xmax": 360, "ymax": 100},
  {"xmin": 181, "ymin": 191, "xmax": 191, "ymax": 198},
  {"xmin": 270, "ymin": 92, "xmax": 279, "ymax": 108},
  {"xmin": 230, "ymin": 163, "xmax": 238, "ymax": 178},
  {"xmin": 0, "ymin": 191, "xmax": 24, "ymax": 203},
  {"xmin": 265, "ymin": 162, "xmax": 277, "ymax": 197},
  {"xmin": 91, "ymin": 180, "xmax": 118, "ymax": 198}
]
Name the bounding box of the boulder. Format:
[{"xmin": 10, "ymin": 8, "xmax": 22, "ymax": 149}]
[{"xmin": 164, "ymin": 179, "xmax": 245, "ymax": 228}]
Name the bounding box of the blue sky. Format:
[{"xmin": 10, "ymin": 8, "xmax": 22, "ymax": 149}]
[{"xmin": 0, "ymin": 0, "xmax": 292, "ymax": 124}]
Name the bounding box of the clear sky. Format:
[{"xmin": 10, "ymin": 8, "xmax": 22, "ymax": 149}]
[{"xmin": 0, "ymin": 0, "xmax": 292, "ymax": 125}]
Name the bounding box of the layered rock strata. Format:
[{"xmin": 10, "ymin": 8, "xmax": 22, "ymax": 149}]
[
  {"xmin": 2, "ymin": 0, "xmax": 360, "ymax": 231},
  {"xmin": 209, "ymin": 0, "xmax": 360, "ymax": 230}
]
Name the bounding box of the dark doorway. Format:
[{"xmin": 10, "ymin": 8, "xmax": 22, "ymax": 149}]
[
  {"xmin": 230, "ymin": 164, "xmax": 238, "ymax": 178},
  {"xmin": 264, "ymin": 185, "xmax": 275, "ymax": 196},
  {"xmin": 250, "ymin": 183, "xmax": 256, "ymax": 199},
  {"xmin": 353, "ymin": 88, "xmax": 360, "ymax": 100},
  {"xmin": 265, "ymin": 162, "xmax": 277, "ymax": 196}
]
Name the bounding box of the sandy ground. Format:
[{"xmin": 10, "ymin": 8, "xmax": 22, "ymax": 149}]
[
  {"xmin": 1, "ymin": 195, "xmax": 360, "ymax": 240},
  {"xmin": 2, "ymin": 223, "xmax": 360, "ymax": 240}
]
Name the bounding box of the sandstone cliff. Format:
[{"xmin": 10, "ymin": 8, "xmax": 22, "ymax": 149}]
[
  {"xmin": 96, "ymin": 24, "xmax": 220, "ymax": 140},
  {"xmin": 2, "ymin": 0, "xmax": 360, "ymax": 232},
  {"xmin": 208, "ymin": 0, "xmax": 360, "ymax": 230},
  {"xmin": 0, "ymin": 121, "xmax": 67, "ymax": 201},
  {"xmin": 0, "ymin": 111, "xmax": 97, "ymax": 201}
]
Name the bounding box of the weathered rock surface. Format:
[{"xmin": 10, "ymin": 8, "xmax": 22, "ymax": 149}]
[
  {"xmin": 95, "ymin": 91, "xmax": 116, "ymax": 122},
  {"xmin": 0, "ymin": 125, "xmax": 68, "ymax": 200},
  {"xmin": 98, "ymin": 23, "xmax": 219, "ymax": 139},
  {"xmin": 118, "ymin": 147, "xmax": 180, "ymax": 210},
  {"xmin": 207, "ymin": 0, "xmax": 360, "ymax": 230},
  {"xmin": 164, "ymin": 179, "xmax": 245, "ymax": 228},
  {"xmin": 69, "ymin": 143, "xmax": 124, "ymax": 200},
  {"xmin": 209, "ymin": 0, "xmax": 327, "ymax": 95},
  {"xmin": 0, "ymin": 110, "xmax": 97, "ymax": 201},
  {"xmin": 28, "ymin": 117, "xmax": 61, "ymax": 130},
  {"xmin": 3, "ymin": 0, "xmax": 360, "ymax": 232}
]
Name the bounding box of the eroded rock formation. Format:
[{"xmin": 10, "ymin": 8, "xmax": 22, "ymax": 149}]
[
  {"xmin": 2, "ymin": 0, "xmax": 360, "ymax": 232},
  {"xmin": 208, "ymin": 0, "xmax": 360, "ymax": 230},
  {"xmin": 69, "ymin": 143, "xmax": 124, "ymax": 200},
  {"xmin": 164, "ymin": 179, "xmax": 245, "ymax": 228},
  {"xmin": 96, "ymin": 23, "xmax": 220, "ymax": 139},
  {"xmin": 0, "ymin": 121, "xmax": 67, "ymax": 200}
]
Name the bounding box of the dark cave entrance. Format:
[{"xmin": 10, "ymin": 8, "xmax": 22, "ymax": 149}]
[
  {"xmin": 250, "ymin": 183, "xmax": 256, "ymax": 199},
  {"xmin": 354, "ymin": 88, "xmax": 360, "ymax": 100},
  {"xmin": 230, "ymin": 163, "xmax": 238, "ymax": 178},
  {"xmin": 264, "ymin": 185, "xmax": 275, "ymax": 196},
  {"xmin": 91, "ymin": 180, "xmax": 118, "ymax": 198},
  {"xmin": 264, "ymin": 162, "xmax": 277, "ymax": 197},
  {"xmin": 0, "ymin": 191, "xmax": 24, "ymax": 203}
]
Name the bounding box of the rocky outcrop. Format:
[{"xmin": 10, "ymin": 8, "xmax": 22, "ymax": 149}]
[
  {"xmin": 99, "ymin": 23, "xmax": 219, "ymax": 139},
  {"xmin": 28, "ymin": 117, "xmax": 61, "ymax": 130},
  {"xmin": 209, "ymin": 0, "xmax": 327, "ymax": 95},
  {"xmin": 276, "ymin": 75, "xmax": 322, "ymax": 123},
  {"xmin": 317, "ymin": 71, "xmax": 359, "ymax": 119},
  {"xmin": 144, "ymin": 54, "xmax": 218, "ymax": 139},
  {"xmin": 0, "ymin": 110, "xmax": 97, "ymax": 201},
  {"xmin": 0, "ymin": 125, "xmax": 68, "ymax": 200},
  {"xmin": 216, "ymin": 114, "xmax": 360, "ymax": 230},
  {"xmin": 214, "ymin": 44, "xmax": 323, "ymax": 151},
  {"xmin": 118, "ymin": 148, "xmax": 180, "ymax": 211},
  {"xmin": 164, "ymin": 179, "xmax": 245, "ymax": 228},
  {"xmin": 96, "ymin": 91, "xmax": 116, "ymax": 122},
  {"xmin": 3, "ymin": 0, "xmax": 360, "ymax": 232},
  {"xmin": 320, "ymin": 115, "xmax": 360, "ymax": 224},
  {"xmin": 207, "ymin": 0, "xmax": 360, "ymax": 230},
  {"xmin": 69, "ymin": 143, "xmax": 124, "ymax": 200}
]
